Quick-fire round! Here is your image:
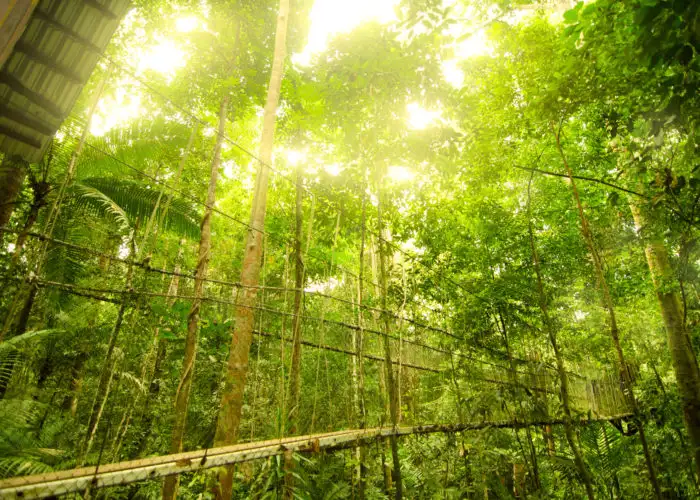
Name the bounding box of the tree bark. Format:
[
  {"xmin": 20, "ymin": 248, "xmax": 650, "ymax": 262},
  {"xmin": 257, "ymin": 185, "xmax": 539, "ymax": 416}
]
[
  {"xmin": 213, "ymin": 1, "xmax": 289, "ymax": 497},
  {"xmin": 0, "ymin": 177, "xmax": 52, "ymax": 343},
  {"xmin": 0, "ymin": 155, "xmax": 27, "ymax": 233},
  {"xmin": 78, "ymin": 230, "xmax": 136, "ymax": 465},
  {"xmin": 162, "ymin": 97, "xmax": 227, "ymax": 500},
  {"xmin": 283, "ymin": 163, "xmax": 305, "ymax": 499},
  {"xmin": 11, "ymin": 176, "xmax": 50, "ymax": 265},
  {"xmin": 526, "ymin": 173, "xmax": 595, "ymax": 499},
  {"xmin": 376, "ymin": 166, "xmax": 403, "ymax": 499},
  {"xmin": 629, "ymin": 200, "xmax": 700, "ymax": 481},
  {"xmin": 63, "ymin": 352, "xmax": 87, "ymax": 416},
  {"xmin": 287, "ymin": 164, "xmax": 305, "ymax": 432},
  {"xmin": 552, "ymin": 123, "xmax": 661, "ymax": 498},
  {"xmin": 354, "ymin": 194, "xmax": 368, "ymax": 499}
]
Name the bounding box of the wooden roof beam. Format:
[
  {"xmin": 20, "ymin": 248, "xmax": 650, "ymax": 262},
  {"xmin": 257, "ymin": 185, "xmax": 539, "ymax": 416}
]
[
  {"xmin": 32, "ymin": 9, "xmax": 103, "ymax": 53},
  {"xmin": 0, "ymin": 103, "xmax": 56, "ymax": 135},
  {"xmin": 83, "ymin": 0, "xmax": 118, "ymax": 20},
  {"xmin": 13, "ymin": 40, "xmax": 83, "ymax": 83},
  {"xmin": 0, "ymin": 71, "xmax": 65, "ymax": 118},
  {"xmin": 0, "ymin": 125, "xmax": 42, "ymax": 149}
]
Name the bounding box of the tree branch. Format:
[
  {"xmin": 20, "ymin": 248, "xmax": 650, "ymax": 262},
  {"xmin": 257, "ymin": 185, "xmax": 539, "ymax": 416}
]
[{"xmin": 513, "ymin": 164, "xmax": 647, "ymax": 198}]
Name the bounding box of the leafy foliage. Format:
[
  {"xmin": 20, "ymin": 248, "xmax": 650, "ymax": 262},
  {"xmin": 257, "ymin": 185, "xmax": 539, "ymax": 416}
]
[{"xmin": 1, "ymin": 0, "xmax": 700, "ymax": 498}]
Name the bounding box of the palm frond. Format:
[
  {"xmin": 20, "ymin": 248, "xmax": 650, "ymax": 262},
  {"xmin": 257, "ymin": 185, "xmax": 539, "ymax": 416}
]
[
  {"xmin": 0, "ymin": 399, "xmax": 64, "ymax": 478},
  {"xmin": 72, "ymin": 182, "xmax": 131, "ymax": 232},
  {"xmin": 549, "ymin": 454, "xmax": 582, "ymax": 483},
  {"xmin": 0, "ymin": 329, "xmax": 63, "ymax": 351},
  {"xmin": 42, "ymin": 215, "xmax": 101, "ymax": 290},
  {"xmin": 119, "ymin": 371, "xmax": 147, "ymax": 395},
  {"xmin": 76, "ymin": 119, "xmax": 191, "ymax": 180},
  {"xmin": 76, "ymin": 178, "xmax": 200, "ymax": 239},
  {"xmin": 579, "ymin": 423, "xmax": 624, "ymax": 484},
  {"xmin": 0, "ymin": 349, "xmax": 21, "ymax": 393}
]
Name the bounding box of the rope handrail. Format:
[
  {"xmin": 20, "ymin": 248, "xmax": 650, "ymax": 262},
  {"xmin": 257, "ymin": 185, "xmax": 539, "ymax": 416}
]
[
  {"xmin": 32, "ymin": 278, "xmax": 534, "ymax": 375},
  {"xmin": 2, "ymin": 227, "xmax": 581, "ymax": 377}
]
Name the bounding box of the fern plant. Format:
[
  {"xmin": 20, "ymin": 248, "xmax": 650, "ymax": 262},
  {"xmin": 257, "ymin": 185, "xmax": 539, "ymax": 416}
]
[
  {"xmin": 0, "ymin": 394, "xmax": 64, "ymax": 477},
  {"xmin": 72, "ymin": 177, "xmax": 200, "ymax": 239}
]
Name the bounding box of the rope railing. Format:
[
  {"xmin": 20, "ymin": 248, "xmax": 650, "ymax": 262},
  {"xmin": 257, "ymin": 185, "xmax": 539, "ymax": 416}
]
[
  {"xmin": 2, "ymin": 227, "xmax": 579, "ymax": 377},
  {"xmin": 31, "ymin": 278, "xmax": 531, "ymax": 376}
]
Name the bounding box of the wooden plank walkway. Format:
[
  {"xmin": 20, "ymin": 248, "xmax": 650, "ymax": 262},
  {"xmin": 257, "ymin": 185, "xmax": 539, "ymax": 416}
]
[{"xmin": 0, "ymin": 414, "xmax": 632, "ymax": 499}]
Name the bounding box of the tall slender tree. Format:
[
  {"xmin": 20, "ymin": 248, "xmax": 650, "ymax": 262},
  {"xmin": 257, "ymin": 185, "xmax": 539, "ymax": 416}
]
[
  {"xmin": 162, "ymin": 96, "xmax": 228, "ymax": 500},
  {"xmin": 376, "ymin": 164, "xmax": 403, "ymax": 499},
  {"xmin": 527, "ymin": 173, "xmax": 595, "ymax": 499},
  {"xmin": 629, "ymin": 199, "xmax": 700, "ymax": 480},
  {"xmin": 552, "ymin": 123, "xmax": 661, "ymax": 498},
  {"xmin": 213, "ymin": 0, "xmax": 290, "ymax": 496}
]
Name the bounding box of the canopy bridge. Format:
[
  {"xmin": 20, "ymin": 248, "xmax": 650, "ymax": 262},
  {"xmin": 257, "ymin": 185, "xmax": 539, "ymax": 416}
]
[
  {"xmin": 0, "ymin": 40, "xmax": 643, "ymax": 500},
  {"xmin": 0, "ymin": 414, "xmax": 633, "ymax": 499}
]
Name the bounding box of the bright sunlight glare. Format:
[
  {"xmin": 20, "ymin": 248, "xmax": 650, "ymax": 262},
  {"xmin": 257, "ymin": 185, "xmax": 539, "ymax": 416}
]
[
  {"xmin": 324, "ymin": 164, "xmax": 342, "ymax": 176},
  {"xmin": 137, "ymin": 39, "xmax": 187, "ymax": 79},
  {"xmin": 441, "ymin": 59, "xmax": 465, "ymax": 88},
  {"xmin": 293, "ymin": 0, "xmax": 398, "ymax": 66},
  {"xmin": 387, "ymin": 166, "xmax": 416, "ymax": 182},
  {"xmin": 407, "ymin": 102, "xmax": 441, "ymax": 130},
  {"xmin": 175, "ymin": 16, "xmax": 201, "ymax": 32},
  {"xmin": 91, "ymin": 86, "xmax": 142, "ymax": 136},
  {"xmin": 287, "ymin": 150, "xmax": 306, "ymax": 166},
  {"xmin": 92, "ymin": 36, "xmax": 186, "ymax": 136},
  {"xmin": 453, "ymin": 29, "xmax": 492, "ymax": 59},
  {"xmin": 438, "ymin": 2, "xmax": 496, "ymax": 88}
]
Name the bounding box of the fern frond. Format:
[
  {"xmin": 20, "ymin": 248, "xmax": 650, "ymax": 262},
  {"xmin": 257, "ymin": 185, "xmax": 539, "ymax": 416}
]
[
  {"xmin": 0, "ymin": 350, "xmax": 21, "ymax": 393},
  {"xmin": 549, "ymin": 454, "xmax": 582, "ymax": 483},
  {"xmin": 77, "ymin": 178, "xmax": 200, "ymax": 239},
  {"xmin": 120, "ymin": 371, "xmax": 147, "ymax": 395},
  {"xmin": 72, "ymin": 182, "xmax": 131, "ymax": 232},
  {"xmin": 0, "ymin": 329, "xmax": 63, "ymax": 351},
  {"xmin": 0, "ymin": 399, "xmax": 64, "ymax": 478},
  {"xmin": 75, "ymin": 118, "xmax": 193, "ymax": 180}
]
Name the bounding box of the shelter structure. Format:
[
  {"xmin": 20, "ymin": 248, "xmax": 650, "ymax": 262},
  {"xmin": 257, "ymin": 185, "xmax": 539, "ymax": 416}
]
[
  {"xmin": 0, "ymin": 0, "xmax": 129, "ymax": 229},
  {"xmin": 0, "ymin": 0, "xmax": 130, "ymax": 161}
]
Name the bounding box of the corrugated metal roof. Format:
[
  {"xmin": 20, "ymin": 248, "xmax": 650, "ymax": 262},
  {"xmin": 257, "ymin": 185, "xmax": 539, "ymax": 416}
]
[{"xmin": 0, "ymin": 0, "xmax": 131, "ymax": 163}]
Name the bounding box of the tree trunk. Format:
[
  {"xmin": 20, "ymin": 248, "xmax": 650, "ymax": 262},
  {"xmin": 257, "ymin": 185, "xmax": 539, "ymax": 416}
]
[
  {"xmin": 133, "ymin": 132, "xmax": 195, "ymax": 456},
  {"xmin": 376, "ymin": 166, "xmax": 403, "ymax": 499},
  {"xmin": 552, "ymin": 123, "xmax": 661, "ymax": 498},
  {"xmin": 495, "ymin": 306, "xmax": 541, "ymax": 493},
  {"xmin": 355, "ymin": 194, "xmax": 368, "ymax": 499},
  {"xmin": 0, "ymin": 181, "xmax": 46, "ymax": 342},
  {"xmin": 78, "ymin": 236, "xmax": 135, "ymax": 465},
  {"xmin": 629, "ymin": 200, "xmax": 700, "ymax": 480},
  {"xmin": 63, "ymin": 352, "xmax": 87, "ymax": 416},
  {"xmin": 283, "ymin": 164, "xmax": 305, "ymax": 499},
  {"xmin": 0, "ymin": 155, "xmax": 27, "ymax": 233},
  {"xmin": 1, "ymin": 69, "xmax": 109, "ymax": 341},
  {"xmin": 80, "ymin": 351, "xmax": 119, "ymax": 466},
  {"xmin": 133, "ymin": 242, "xmax": 186, "ymax": 458},
  {"xmin": 42, "ymin": 68, "xmax": 109, "ymax": 248},
  {"xmin": 11, "ymin": 177, "xmax": 49, "ymax": 265},
  {"xmin": 213, "ymin": 1, "xmax": 289, "ymax": 497},
  {"xmin": 526, "ymin": 173, "xmax": 595, "ymax": 499},
  {"xmin": 288, "ymin": 164, "xmax": 305, "ymax": 431},
  {"xmin": 162, "ymin": 97, "xmax": 227, "ymax": 500}
]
